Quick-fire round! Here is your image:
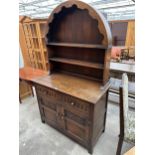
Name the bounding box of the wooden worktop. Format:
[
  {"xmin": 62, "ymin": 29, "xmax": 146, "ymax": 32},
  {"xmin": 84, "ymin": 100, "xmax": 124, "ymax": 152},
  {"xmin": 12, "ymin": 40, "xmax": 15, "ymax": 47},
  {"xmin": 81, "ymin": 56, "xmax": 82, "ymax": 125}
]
[
  {"xmin": 19, "ymin": 67, "xmax": 48, "ymax": 82},
  {"xmin": 32, "ymin": 72, "xmax": 110, "ymax": 104}
]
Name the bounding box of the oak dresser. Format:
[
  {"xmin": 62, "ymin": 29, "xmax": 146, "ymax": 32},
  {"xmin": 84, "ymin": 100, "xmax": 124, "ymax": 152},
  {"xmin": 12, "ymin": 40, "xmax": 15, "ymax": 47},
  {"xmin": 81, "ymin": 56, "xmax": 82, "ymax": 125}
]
[{"xmin": 32, "ymin": 0, "xmax": 112, "ymax": 153}]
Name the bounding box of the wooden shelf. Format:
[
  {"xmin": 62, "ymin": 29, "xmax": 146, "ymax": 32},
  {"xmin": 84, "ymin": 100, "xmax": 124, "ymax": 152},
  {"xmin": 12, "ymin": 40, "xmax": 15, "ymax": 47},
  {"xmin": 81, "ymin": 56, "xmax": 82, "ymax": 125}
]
[
  {"xmin": 47, "ymin": 42, "xmax": 106, "ymax": 49},
  {"xmin": 26, "ymin": 36, "xmax": 38, "ymax": 39},
  {"xmin": 49, "ymin": 57, "xmax": 103, "ymax": 69}
]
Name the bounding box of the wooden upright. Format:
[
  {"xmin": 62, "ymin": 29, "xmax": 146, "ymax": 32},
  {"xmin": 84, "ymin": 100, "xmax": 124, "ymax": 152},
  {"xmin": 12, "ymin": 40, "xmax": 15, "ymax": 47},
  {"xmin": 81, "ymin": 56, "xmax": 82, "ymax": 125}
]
[{"xmin": 32, "ymin": 0, "xmax": 112, "ymax": 153}]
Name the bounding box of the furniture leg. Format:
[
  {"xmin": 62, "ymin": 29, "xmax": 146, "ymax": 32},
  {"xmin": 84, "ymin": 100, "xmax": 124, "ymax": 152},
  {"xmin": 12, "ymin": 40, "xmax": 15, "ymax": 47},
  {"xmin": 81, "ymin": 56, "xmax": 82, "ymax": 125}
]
[
  {"xmin": 88, "ymin": 145, "xmax": 93, "ymax": 154},
  {"xmin": 41, "ymin": 119, "xmax": 45, "ymax": 123},
  {"xmin": 103, "ymin": 90, "xmax": 109, "ymax": 132},
  {"xmin": 31, "ymin": 85, "xmax": 34, "ymax": 97},
  {"xmin": 19, "ymin": 93, "xmax": 22, "ymax": 104},
  {"xmin": 116, "ymin": 135, "xmax": 124, "ymax": 155}
]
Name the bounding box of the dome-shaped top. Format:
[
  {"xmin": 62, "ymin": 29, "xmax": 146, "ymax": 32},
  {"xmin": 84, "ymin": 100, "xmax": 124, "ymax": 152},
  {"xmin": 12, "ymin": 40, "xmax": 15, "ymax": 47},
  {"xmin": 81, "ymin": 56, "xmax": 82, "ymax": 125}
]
[{"xmin": 45, "ymin": 0, "xmax": 112, "ymax": 48}]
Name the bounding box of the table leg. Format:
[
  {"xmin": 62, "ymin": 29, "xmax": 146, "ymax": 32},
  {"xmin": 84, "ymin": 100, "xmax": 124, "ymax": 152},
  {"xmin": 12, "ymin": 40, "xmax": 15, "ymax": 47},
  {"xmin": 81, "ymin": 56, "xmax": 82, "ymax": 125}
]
[
  {"xmin": 19, "ymin": 93, "xmax": 22, "ymax": 104},
  {"xmin": 31, "ymin": 85, "xmax": 34, "ymax": 97}
]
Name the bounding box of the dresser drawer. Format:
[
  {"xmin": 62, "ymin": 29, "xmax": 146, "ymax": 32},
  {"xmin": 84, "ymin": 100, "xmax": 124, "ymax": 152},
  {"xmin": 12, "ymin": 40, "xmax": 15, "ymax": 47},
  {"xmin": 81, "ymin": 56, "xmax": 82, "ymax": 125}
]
[
  {"xmin": 36, "ymin": 84, "xmax": 90, "ymax": 118},
  {"xmin": 64, "ymin": 97, "xmax": 90, "ymax": 118},
  {"xmin": 40, "ymin": 97, "xmax": 57, "ymax": 111},
  {"xmin": 35, "ymin": 85, "xmax": 58, "ymax": 100}
]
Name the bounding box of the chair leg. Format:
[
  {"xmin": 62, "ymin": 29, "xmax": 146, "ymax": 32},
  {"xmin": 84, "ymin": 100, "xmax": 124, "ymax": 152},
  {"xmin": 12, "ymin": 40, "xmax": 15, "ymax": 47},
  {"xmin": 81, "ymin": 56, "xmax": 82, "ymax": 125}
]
[{"xmin": 116, "ymin": 136, "xmax": 124, "ymax": 155}]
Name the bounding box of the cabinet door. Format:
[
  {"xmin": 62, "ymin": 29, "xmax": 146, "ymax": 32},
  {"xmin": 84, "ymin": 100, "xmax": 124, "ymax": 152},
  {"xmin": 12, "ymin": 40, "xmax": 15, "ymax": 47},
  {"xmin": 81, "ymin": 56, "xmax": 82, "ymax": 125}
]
[
  {"xmin": 42, "ymin": 105, "xmax": 57, "ymax": 126},
  {"xmin": 64, "ymin": 110, "xmax": 90, "ymax": 142},
  {"xmin": 37, "ymin": 95, "xmax": 57, "ymax": 127}
]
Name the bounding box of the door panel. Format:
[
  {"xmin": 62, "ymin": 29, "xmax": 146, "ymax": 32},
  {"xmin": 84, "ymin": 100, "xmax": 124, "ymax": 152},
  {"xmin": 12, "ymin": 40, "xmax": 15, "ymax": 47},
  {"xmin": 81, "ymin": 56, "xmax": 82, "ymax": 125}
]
[
  {"xmin": 65, "ymin": 110, "xmax": 90, "ymax": 141},
  {"xmin": 42, "ymin": 106, "xmax": 57, "ymax": 126}
]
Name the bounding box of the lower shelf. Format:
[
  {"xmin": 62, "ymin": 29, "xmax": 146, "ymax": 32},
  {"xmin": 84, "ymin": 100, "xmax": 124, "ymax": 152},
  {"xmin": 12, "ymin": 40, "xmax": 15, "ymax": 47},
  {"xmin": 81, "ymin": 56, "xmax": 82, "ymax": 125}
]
[{"xmin": 49, "ymin": 57, "xmax": 103, "ymax": 69}]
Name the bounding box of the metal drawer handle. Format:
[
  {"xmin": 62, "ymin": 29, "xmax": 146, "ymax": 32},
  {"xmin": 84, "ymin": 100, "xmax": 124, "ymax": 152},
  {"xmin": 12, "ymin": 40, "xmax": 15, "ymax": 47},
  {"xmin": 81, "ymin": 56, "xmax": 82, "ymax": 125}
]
[{"xmin": 71, "ymin": 102, "xmax": 75, "ymax": 106}]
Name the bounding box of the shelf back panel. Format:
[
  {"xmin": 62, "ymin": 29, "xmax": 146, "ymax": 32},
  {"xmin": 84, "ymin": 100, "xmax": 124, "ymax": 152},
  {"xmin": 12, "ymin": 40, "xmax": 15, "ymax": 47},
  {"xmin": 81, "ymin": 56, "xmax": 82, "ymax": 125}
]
[
  {"xmin": 52, "ymin": 62, "xmax": 103, "ymax": 81},
  {"xmin": 47, "ymin": 5, "xmax": 104, "ymax": 44},
  {"xmin": 49, "ymin": 47, "xmax": 105, "ymax": 64}
]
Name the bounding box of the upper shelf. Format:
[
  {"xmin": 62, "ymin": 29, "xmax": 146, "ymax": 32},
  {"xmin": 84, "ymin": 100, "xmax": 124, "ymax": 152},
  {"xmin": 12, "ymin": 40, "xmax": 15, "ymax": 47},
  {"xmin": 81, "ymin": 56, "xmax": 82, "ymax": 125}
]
[{"xmin": 46, "ymin": 42, "xmax": 107, "ymax": 49}]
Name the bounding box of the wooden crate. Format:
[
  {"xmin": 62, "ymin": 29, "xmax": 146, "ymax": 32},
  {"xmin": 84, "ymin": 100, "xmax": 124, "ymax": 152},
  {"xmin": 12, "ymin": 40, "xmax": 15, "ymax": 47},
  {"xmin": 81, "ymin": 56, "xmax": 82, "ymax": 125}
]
[
  {"xmin": 19, "ymin": 81, "xmax": 32, "ymax": 99},
  {"xmin": 19, "ymin": 16, "xmax": 49, "ymax": 70}
]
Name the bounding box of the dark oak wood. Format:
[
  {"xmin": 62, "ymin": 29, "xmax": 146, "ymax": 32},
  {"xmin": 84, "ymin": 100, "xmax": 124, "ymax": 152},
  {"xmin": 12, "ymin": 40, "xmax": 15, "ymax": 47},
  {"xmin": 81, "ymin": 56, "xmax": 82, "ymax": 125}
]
[
  {"xmin": 32, "ymin": 0, "xmax": 112, "ymax": 153},
  {"xmin": 47, "ymin": 42, "xmax": 107, "ymax": 49},
  {"xmin": 32, "ymin": 72, "xmax": 110, "ymax": 104},
  {"xmin": 49, "ymin": 57, "xmax": 103, "ymax": 69},
  {"xmin": 33, "ymin": 75, "xmax": 110, "ymax": 153}
]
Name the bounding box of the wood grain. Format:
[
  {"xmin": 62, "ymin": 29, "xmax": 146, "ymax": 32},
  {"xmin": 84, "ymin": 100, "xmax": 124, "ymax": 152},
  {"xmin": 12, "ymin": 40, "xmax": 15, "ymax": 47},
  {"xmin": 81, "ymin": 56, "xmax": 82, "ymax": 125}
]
[
  {"xmin": 33, "ymin": 72, "xmax": 110, "ymax": 104},
  {"xmin": 49, "ymin": 57, "xmax": 103, "ymax": 69},
  {"xmin": 47, "ymin": 42, "xmax": 106, "ymax": 49}
]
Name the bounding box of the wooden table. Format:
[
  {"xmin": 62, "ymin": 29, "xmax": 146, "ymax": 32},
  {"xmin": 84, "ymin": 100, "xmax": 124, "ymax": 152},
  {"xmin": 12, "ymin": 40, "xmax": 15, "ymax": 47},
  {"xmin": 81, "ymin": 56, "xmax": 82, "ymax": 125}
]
[
  {"xmin": 124, "ymin": 147, "xmax": 135, "ymax": 155},
  {"xmin": 19, "ymin": 67, "xmax": 48, "ymax": 103}
]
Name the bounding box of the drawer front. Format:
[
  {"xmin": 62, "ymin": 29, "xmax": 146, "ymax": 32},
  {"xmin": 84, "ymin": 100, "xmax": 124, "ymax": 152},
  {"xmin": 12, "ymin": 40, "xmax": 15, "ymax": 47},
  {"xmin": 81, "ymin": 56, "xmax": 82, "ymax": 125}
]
[
  {"xmin": 40, "ymin": 97, "xmax": 57, "ymax": 111},
  {"xmin": 35, "ymin": 84, "xmax": 90, "ymax": 117},
  {"xmin": 35, "ymin": 85, "xmax": 59, "ymax": 103},
  {"xmin": 64, "ymin": 97, "xmax": 90, "ymax": 118}
]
